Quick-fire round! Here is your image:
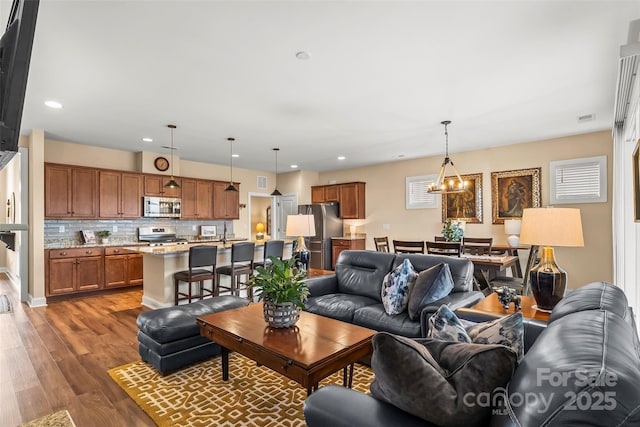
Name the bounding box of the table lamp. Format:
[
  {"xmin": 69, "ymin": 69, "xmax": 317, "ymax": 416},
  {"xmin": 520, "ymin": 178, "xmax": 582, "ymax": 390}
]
[
  {"xmin": 519, "ymin": 207, "xmax": 584, "ymax": 311},
  {"xmin": 504, "ymin": 219, "xmax": 521, "ymax": 248},
  {"xmin": 285, "ymin": 214, "xmax": 316, "ymax": 272},
  {"xmin": 255, "ymin": 222, "xmax": 265, "ymax": 240}
]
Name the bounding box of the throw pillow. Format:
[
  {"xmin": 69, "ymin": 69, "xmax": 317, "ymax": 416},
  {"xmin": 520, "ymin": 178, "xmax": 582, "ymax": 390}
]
[
  {"xmin": 370, "ymin": 332, "xmax": 517, "ymax": 427},
  {"xmin": 428, "ymin": 304, "xmax": 472, "ymax": 343},
  {"xmin": 406, "ymin": 263, "xmax": 454, "ymax": 321},
  {"xmin": 428, "ymin": 304, "xmax": 525, "ymax": 362},
  {"xmin": 381, "ymin": 259, "xmax": 418, "ymax": 315}
]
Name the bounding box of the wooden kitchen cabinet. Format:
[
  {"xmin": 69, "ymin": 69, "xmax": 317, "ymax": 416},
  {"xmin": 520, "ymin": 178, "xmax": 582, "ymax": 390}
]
[
  {"xmin": 46, "ymin": 247, "xmax": 104, "ymax": 296},
  {"xmin": 213, "ymin": 181, "xmax": 240, "ymax": 219},
  {"xmin": 311, "ymin": 182, "xmax": 366, "ymax": 219},
  {"xmin": 181, "ymin": 178, "xmax": 213, "ymax": 219},
  {"xmin": 144, "ymin": 174, "xmax": 182, "ymax": 197},
  {"xmin": 104, "ymin": 247, "xmax": 143, "ymax": 288},
  {"xmin": 99, "ymin": 171, "xmax": 143, "ymax": 218},
  {"xmin": 331, "ymin": 238, "xmax": 366, "ymax": 269},
  {"xmin": 45, "ymin": 163, "xmax": 98, "ymax": 218}
]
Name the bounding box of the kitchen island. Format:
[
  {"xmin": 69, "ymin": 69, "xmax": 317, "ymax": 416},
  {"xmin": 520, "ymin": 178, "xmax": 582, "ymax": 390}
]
[{"xmin": 124, "ymin": 241, "xmax": 293, "ymax": 308}]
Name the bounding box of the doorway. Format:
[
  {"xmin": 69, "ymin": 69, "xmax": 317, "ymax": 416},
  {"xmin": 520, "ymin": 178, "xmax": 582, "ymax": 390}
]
[{"xmin": 248, "ymin": 192, "xmax": 298, "ymax": 241}]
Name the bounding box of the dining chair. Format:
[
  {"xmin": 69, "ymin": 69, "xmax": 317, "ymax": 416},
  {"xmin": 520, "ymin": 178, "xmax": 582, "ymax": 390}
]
[
  {"xmin": 173, "ymin": 245, "xmax": 217, "ymax": 305},
  {"xmin": 434, "ymin": 236, "xmax": 446, "ymax": 242},
  {"xmin": 373, "ymin": 236, "xmax": 390, "ymax": 252},
  {"xmin": 392, "ymin": 240, "xmax": 425, "ymax": 254},
  {"xmin": 490, "ymin": 245, "xmax": 540, "ymax": 295},
  {"xmin": 462, "ymin": 237, "xmax": 493, "ymax": 255},
  {"xmin": 425, "ymin": 241, "xmax": 462, "ymax": 257},
  {"xmin": 216, "ymin": 242, "xmax": 256, "ymax": 300},
  {"xmin": 254, "ymin": 240, "xmax": 285, "ymax": 269}
]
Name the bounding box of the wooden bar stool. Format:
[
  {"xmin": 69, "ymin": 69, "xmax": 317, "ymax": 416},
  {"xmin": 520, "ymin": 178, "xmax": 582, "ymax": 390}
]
[
  {"xmin": 216, "ymin": 242, "xmax": 256, "ymax": 300},
  {"xmin": 173, "ymin": 245, "xmax": 217, "ymax": 305}
]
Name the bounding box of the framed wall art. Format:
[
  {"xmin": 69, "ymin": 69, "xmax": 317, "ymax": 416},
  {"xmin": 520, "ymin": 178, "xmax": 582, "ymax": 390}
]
[
  {"xmin": 634, "ymin": 140, "xmax": 640, "ymax": 222},
  {"xmin": 442, "ymin": 173, "xmax": 483, "ymax": 224},
  {"xmin": 491, "ymin": 167, "xmax": 541, "ymax": 224}
]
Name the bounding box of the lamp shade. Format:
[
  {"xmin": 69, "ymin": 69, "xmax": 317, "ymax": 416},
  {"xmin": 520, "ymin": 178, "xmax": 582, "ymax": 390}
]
[
  {"xmin": 255, "ymin": 222, "xmax": 265, "ymax": 233},
  {"xmin": 519, "ymin": 208, "xmax": 584, "ymax": 247},
  {"xmin": 504, "ymin": 219, "xmax": 521, "ymax": 235},
  {"xmin": 285, "ymin": 214, "xmax": 316, "ymax": 237}
]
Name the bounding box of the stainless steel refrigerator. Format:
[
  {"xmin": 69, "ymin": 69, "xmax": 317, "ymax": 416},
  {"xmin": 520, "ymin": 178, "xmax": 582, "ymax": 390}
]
[{"xmin": 298, "ymin": 203, "xmax": 343, "ymax": 270}]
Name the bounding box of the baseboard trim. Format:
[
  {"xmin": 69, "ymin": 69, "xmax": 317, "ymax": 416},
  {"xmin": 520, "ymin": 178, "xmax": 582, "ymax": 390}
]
[
  {"xmin": 27, "ymin": 295, "xmax": 47, "ymax": 307},
  {"xmin": 141, "ymin": 295, "xmax": 173, "ymax": 309}
]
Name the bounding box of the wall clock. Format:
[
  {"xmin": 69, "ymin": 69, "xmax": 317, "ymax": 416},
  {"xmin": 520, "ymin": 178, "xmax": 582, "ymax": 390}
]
[{"xmin": 154, "ymin": 156, "xmax": 170, "ymax": 172}]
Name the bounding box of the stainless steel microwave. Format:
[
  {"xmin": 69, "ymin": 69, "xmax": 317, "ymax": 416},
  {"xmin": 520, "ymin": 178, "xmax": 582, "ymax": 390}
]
[{"xmin": 143, "ymin": 196, "xmax": 182, "ymax": 218}]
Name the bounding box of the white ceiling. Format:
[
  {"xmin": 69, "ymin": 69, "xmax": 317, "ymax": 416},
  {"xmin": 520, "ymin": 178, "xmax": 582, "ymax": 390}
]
[{"xmin": 16, "ymin": 0, "xmax": 640, "ymax": 173}]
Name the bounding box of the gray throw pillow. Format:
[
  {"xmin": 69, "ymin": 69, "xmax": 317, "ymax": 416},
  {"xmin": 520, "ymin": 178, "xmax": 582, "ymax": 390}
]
[
  {"xmin": 370, "ymin": 332, "xmax": 517, "ymax": 427},
  {"xmin": 381, "ymin": 258, "xmax": 418, "ymax": 315},
  {"xmin": 429, "ymin": 304, "xmax": 525, "ymax": 362},
  {"xmin": 407, "ymin": 263, "xmax": 454, "ymax": 320}
]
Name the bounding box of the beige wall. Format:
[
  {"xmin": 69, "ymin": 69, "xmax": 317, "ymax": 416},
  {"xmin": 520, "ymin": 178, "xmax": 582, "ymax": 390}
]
[
  {"xmin": 279, "ymin": 170, "xmax": 319, "ymax": 206},
  {"xmin": 315, "ymin": 130, "xmax": 613, "ymax": 290},
  {"xmin": 0, "ymin": 152, "xmax": 21, "ymax": 276}
]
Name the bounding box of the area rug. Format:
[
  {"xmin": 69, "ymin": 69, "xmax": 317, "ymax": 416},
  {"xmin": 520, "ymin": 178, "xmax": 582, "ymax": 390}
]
[
  {"xmin": 108, "ymin": 353, "xmax": 374, "ymax": 427},
  {"xmin": 19, "ymin": 410, "xmax": 76, "ymax": 427},
  {"xmin": 0, "ymin": 294, "xmax": 12, "ymax": 313}
]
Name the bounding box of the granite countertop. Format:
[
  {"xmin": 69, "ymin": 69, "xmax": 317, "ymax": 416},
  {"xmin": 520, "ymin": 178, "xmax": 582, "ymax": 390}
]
[
  {"xmin": 331, "ymin": 235, "xmax": 367, "ymax": 240},
  {"xmin": 43, "ymin": 237, "xmax": 250, "ymax": 250},
  {"xmin": 123, "ymin": 239, "xmax": 293, "ymax": 256}
]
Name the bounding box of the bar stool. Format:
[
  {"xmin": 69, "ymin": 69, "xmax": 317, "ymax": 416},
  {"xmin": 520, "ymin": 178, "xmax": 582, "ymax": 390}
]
[
  {"xmin": 254, "ymin": 240, "xmax": 285, "ymax": 270},
  {"xmin": 173, "ymin": 245, "xmax": 217, "ymax": 305},
  {"xmin": 216, "ymin": 242, "xmax": 256, "ymax": 300}
]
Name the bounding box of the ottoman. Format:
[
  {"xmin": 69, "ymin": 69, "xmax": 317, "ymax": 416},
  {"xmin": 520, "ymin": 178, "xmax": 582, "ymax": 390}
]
[{"xmin": 137, "ymin": 295, "xmax": 249, "ymax": 374}]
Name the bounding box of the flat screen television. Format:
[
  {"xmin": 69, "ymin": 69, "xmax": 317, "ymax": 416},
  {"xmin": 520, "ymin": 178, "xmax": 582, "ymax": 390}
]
[{"xmin": 0, "ymin": 0, "xmax": 39, "ymax": 159}]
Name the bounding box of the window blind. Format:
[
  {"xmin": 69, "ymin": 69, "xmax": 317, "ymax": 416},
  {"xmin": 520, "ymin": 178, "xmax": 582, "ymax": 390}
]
[
  {"xmin": 406, "ymin": 175, "xmax": 438, "ymax": 209},
  {"xmin": 550, "ymin": 156, "xmax": 607, "ymax": 204}
]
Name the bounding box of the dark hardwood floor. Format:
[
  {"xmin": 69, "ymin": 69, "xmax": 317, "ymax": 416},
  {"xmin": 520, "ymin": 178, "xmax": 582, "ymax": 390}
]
[{"xmin": 0, "ymin": 274, "xmax": 155, "ymax": 426}]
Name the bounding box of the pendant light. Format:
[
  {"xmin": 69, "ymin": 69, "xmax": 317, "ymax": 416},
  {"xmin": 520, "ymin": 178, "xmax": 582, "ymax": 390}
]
[
  {"xmin": 164, "ymin": 124, "xmax": 180, "ymax": 189},
  {"xmin": 270, "ymin": 147, "xmax": 282, "ymax": 196},
  {"xmin": 427, "ymin": 120, "xmax": 467, "ymax": 194},
  {"xmin": 225, "ymin": 137, "xmax": 238, "ymax": 192}
]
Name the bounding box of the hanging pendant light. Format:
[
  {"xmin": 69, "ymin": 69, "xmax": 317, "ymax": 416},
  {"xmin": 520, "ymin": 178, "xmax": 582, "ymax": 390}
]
[
  {"xmin": 225, "ymin": 137, "xmax": 238, "ymax": 192},
  {"xmin": 270, "ymin": 147, "xmax": 282, "ymax": 196},
  {"xmin": 427, "ymin": 120, "xmax": 468, "ymax": 194},
  {"xmin": 164, "ymin": 124, "xmax": 180, "ymax": 189}
]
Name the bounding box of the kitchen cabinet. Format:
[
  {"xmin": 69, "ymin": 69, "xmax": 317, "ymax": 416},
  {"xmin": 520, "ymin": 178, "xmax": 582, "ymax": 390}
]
[
  {"xmin": 181, "ymin": 178, "xmax": 213, "ymax": 219},
  {"xmin": 46, "ymin": 247, "xmax": 104, "ymax": 296},
  {"xmin": 213, "ymin": 181, "xmax": 240, "ymax": 219},
  {"xmin": 104, "ymin": 247, "xmax": 143, "ymax": 288},
  {"xmin": 144, "ymin": 174, "xmax": 182, "ymax": 198},
  {"xmin": 45, "ymin": 163, "xmax": 98, "ymax": 218},
  {"xmin": 310, "ymin": 182, "xmax": 366, "ymax": 219},
  {"xmin": 99, "ymin": 171, "xmax": 143, "ymax": 218},
  {"xmin": 331, "ymin": 238, "xmax": 366, "ymax": 270}
]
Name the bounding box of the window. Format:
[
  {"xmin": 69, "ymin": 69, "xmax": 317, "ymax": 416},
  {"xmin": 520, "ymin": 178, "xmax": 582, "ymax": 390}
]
[
  {"xmin": 550, "ymin": 155, "xmax": 607, "ymax": 204},
  {"xmin": 406, "ymin": 175, "xmax": 439, "ymax": 209}
]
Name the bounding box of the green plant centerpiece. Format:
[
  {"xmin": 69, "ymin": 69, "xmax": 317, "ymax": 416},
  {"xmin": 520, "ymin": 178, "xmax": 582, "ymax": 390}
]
[
  {"xmin": 97, "ymin": 230, "xmax": 111, "ymax": 243},
  {"xmin": 248, "ymin": 256, "xmax": 309, "ymax": 328},
  {"xmin": 442, "ymin": 219, "xmax": 464, "ymax": 242}
]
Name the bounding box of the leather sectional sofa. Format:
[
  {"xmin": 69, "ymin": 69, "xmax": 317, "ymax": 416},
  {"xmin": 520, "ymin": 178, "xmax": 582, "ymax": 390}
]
[
  {"xmin": 303, "ymin": 250, "xmax": 485, "ymax": 337},
  {"xmin": 303, "ymin": 281, "xmax": 640, "ymax": 426}
]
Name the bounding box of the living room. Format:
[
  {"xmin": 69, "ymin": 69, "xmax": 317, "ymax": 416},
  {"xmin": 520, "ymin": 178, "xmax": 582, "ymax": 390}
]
[{"xmin": 0, "ymin": 1, "xmax": 639, "ymax": 426}]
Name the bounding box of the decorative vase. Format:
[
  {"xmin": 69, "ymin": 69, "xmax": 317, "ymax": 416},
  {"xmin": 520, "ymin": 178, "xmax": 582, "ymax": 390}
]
[
  {"xmin": 263, "ymin": 301, "xmax": 301, "ymax": 328},
  {"xmin": 100, "ymin": 237, "xmax": 109, "ymax": 244},
  {"xmin": 529, "ymin": 246, "xmax": 566, "ymax": 311}
]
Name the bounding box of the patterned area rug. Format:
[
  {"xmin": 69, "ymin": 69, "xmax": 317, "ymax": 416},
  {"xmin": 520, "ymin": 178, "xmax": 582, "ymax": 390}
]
[
  {"xmin": 19, "ymin": 410, "xmax": 76, "ymax": 427},
  {"xmin": 0, "ymin": 294, "xmax": 12, "ymax": 313},
  {"xmin": 108, "ymin": 353, "xmax": 374, "ymax": 426}
]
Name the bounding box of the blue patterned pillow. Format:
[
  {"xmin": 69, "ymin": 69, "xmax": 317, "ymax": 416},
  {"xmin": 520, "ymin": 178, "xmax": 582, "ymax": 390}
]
[
  {"xmin": 428, "ymin": 305, "xmax": 472, "ymax": 342},
  {"xmin": 429, "ymin": 304, "xmax": 524, "ymax": 362},
  {"xmin": 381, "ymin": 259, "xmax": 418, "ymax": 315},
  {"xmin": 407, "ymin": 263, "xmax": 455, "ymax": 321}
]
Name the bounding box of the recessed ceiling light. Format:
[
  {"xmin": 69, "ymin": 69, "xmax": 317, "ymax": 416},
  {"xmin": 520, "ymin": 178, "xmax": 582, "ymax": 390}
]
[
  {"xmin": 44, "ymin": 100, "xmax": 62, "ymax": 109},
  {"xmin": 142, "ymin": 137, "xmax": 153, "ymax": 143},
  {"xmin": 337, "ymin": 156, "xmax": 346, "ymax": 161},
  {"xmin": 290, "ymin": 164, "xmax": 298, "ymax": 169},
  {"xmin": 295, "ymin": 51, "xmax": 311, "ymax": 60},
  {"xmin": 232, "ymin": 154, "xmax": 239, "ymax": 158}
]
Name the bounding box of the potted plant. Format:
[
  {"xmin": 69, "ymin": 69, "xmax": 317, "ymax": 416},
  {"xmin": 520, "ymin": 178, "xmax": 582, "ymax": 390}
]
[
  {"xmin": 97, "ymin": 230, "xmax": 111, "ymax": 244},
  {"xmin": 442, "ymin": 219, "xmax": 464, "ymax": 242},
  {"xmin": 248, "ymin": 256, "xmax": 309, "ymax": 328}
]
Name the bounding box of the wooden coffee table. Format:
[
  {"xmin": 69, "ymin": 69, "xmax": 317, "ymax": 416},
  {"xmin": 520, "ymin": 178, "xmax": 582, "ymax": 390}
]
[{"xmin": 197, "ymin": 304, "xmax": 376, "ymax": 395}]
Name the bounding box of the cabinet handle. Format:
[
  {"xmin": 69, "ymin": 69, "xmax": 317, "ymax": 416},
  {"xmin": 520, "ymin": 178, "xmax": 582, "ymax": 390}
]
[
  {"xmin": 60, "ymin": 251, "xmax": 67, "ymax": 256},
  {"xmin": 238, "ymin": 337, "xmax": 243, "ymax": 343},
  {"xmin": 86, "ymin": 250, "xmax": 93, "ymax": 254}
]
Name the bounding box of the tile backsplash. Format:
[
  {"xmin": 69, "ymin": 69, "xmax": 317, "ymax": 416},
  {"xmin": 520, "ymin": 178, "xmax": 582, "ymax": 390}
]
[{"xmin": 44, "ymin": 218, "xmax": 234, "ymax": 246}]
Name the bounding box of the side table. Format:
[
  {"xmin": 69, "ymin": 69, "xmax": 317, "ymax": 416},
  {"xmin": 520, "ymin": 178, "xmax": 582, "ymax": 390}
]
[{"xmin": 470, "ymin": 292, "xmax": 550, "ymax": 322}]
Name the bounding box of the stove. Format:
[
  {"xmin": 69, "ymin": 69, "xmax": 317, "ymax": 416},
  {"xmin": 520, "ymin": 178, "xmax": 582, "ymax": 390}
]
[{"xmin": 138, "ymin": 226, "xmax": 189, "ymax": 247}]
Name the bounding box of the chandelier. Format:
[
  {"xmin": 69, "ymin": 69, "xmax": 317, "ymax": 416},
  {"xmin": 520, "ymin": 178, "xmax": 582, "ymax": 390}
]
[
  {"xmin": 164, "ymin": 124, "xmax": 180, "ymax": 189},
  {"xmin": 225, "ymin": 137, "xmax": 238, "ymax": 192},
  {"xmin": 427, "ymin": 120, "xmax": 468, "ymax": 194}
]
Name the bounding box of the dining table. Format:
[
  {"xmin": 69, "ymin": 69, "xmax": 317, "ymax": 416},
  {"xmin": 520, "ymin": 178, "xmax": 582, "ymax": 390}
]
[{"xmin": 461, "ymin": 254, "xmax": 520, "ymax": 296}]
